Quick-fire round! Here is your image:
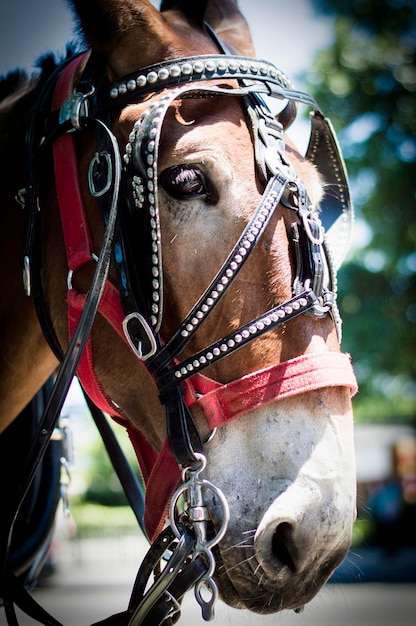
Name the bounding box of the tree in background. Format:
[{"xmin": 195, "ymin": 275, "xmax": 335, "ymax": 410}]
[{"xmin": 308, "ymin": 0, "xmax": 416, "ymax": 422}]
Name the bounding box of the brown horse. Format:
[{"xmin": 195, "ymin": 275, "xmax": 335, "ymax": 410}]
[{"xmin": 0, "ymin": 0, "xmax": 357, "ymax": 618}]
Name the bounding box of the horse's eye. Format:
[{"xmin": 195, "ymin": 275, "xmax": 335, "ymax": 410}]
[{"xmin": 159, "ymin": 165, "xmax": 209, "ymax": 201}]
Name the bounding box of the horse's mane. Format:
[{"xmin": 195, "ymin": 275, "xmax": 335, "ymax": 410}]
[
  {"xmin": 0, "ymin": 43, "xmax": 85, "ymax": 169},
  {"xmin": 0, "ymin": 43, "xmax": 84, "ymax": 104}
]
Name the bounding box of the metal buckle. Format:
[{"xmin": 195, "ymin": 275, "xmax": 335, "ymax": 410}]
[
  {"xmin": 88, "ymin": 151, "xmax": 113, "ymax": 197},
  {"xmin": 59, "ymin": 86, "xmax": 95, "ymax": 130},
  {"xmin": 122, "ymin": 312, "xmax": 157, "ymax": 360},
  {"xmin": 23, "ymin": 255, "xmax": 31, "ymax": 296}
]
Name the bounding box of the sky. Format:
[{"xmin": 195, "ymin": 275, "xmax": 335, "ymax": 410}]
[{"xmin": 0, "ymin": 0, "xmax": 333, "ymax": 87}]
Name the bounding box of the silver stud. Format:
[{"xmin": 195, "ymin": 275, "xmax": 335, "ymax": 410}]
[
  {"xmin": 213, "ymin": 347, "xmax": 221, "ymax": 356},
  {"xmin": 170, "ymin": 65, "xmax": 181, "ymax": 77},
  {"xmin": 118, "ymin": 84, "xmax": 127, "ymax": 95},
  {"xmin": 137, "ymin": 75, "xmax": 147, "ymax": 87},
  {"xmin": 181, "ymin": 329, "xmax": 189, "ymax": 338},
  {"xmin": 110, "ymin": 88, "xmax": 119, "ymax": 99},
  {"xmin": 127, "ymin": 79, "xmax": 136, "ymax": 91},
  {"xmin": 205, "ymin": 60, "xmax": 216, "ymax": 72},
  {"xmin": 158, "ymin": 68, "xmax": 169, "ymax": 80},
  {"xmin": 147, "ymin": 71, "xmax": 158, "ymax": 83},
  {"xmin": 181, "ymin": 63, "xmax": 193, "ymax": 75},
  {"xmin": 150, "ymin": 315, "xmax": 157, "ymax": 327},
  {"xmin": 206, "ymin": 352, "xmax": 213, "ymax": 360},
  {"xmin": 193, "ymin": 60, "xmax": 205, "ymax": 73},
  {"xmin": 217, "ymin": 59, "xmax": 228, "ymax": 72}
]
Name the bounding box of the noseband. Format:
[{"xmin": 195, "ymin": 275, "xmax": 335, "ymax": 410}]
[{"xmin": 10, "ymin": 34, "xmax": 357, "ymax": 625}]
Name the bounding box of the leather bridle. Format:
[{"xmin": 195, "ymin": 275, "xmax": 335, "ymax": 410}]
[{"xmin": 3, "ymin": 30, "xmax": 357, "ymax": 626}]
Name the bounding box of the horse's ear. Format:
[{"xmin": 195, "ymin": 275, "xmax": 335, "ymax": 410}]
[
  {"xmin": 66, "ymin": 0, "xmax": 175, "ymax": 78},
  {"xmin": 160, "ymin": 0, "xmax": 256, "ymax": 57},
  {"xmin": 204, "ymin": 1, "xmax": 255, "ymax": 56},
  {"xmin": 67, "ymin": 0, "xmax": 155, "ymax": 51},
  {"xmin": 159, "ymin": 1, "xmax": 208, "ymax": 25}
]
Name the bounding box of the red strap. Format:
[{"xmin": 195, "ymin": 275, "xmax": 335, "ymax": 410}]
[
  {"xmin": 194, "ymin": 351, "xmax": 358, "ymax": 429},
  {"xmin": 52, "ymin": 54, "xmax": 93, "ymax": 273}
]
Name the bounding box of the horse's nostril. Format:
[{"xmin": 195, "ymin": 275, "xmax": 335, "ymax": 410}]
[{"xmin": 271, "ymin": 522, "xmax": 297, "ymax": 573}]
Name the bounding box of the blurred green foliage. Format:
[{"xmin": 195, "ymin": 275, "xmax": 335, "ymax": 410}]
[{"xmin": 308, "ymin": 0, "xmax": 416, "ymax": 422}]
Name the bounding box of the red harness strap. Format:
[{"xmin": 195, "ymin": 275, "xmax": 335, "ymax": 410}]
[{"xmin": 51, "ymin": 54, "xmax": 358, "ymax": 543}]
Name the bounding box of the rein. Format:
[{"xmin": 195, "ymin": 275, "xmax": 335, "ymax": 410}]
[{"xmin": 4, "ymin": 33, "xmax": 357, "ymax": 626}]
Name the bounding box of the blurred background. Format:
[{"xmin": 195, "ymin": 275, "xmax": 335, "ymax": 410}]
[{"xmin": 1, "ymin": 0, "xmax": 415, "ymax": 624}]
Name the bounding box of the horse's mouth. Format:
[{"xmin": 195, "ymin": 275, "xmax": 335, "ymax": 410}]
[{"xmin": 211, "ymin": 541, "xmax": 342, "ymax": 614}]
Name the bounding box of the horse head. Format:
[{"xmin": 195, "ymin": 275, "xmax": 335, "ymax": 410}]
[{"xmin": 6, "ymin": 0, "xmax": 357, "ymax": 615}]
